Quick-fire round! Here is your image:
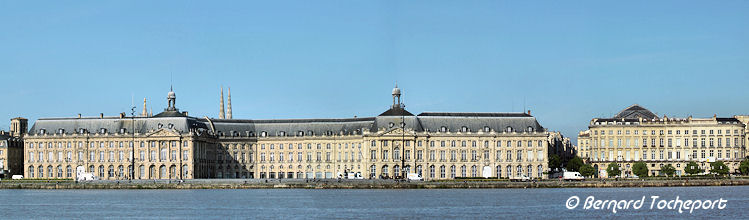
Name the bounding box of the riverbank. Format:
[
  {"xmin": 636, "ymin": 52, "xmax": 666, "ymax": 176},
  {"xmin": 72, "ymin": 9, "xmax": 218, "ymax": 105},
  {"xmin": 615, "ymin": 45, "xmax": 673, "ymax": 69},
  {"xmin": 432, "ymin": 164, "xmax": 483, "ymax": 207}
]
[{"xmin": 1, "ymin": 178, "xmax": 749, "ymax": 189}]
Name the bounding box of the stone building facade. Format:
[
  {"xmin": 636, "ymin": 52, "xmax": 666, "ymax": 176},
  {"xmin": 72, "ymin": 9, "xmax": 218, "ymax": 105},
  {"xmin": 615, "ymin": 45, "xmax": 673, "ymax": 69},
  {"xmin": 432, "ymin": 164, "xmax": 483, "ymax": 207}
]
[
  {"xmin": 577, "ymin": 105, "xmax": 746, "ymax": 177},
  {"xmin": 24, "ymin": 86, "xmax": 562, "ymax": 180},
  {"xmin": 0, "ymin": 118, "xmax": 26, "ymax": 178}
]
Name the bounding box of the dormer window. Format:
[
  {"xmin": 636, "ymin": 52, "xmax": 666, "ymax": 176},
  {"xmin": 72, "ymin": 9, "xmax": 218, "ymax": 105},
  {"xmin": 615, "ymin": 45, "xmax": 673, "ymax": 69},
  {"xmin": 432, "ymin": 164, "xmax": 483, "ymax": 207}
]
[
  {"xmin": 505, "ymin": 126, "xmax": 513, "ymax": 132},
  {"xmin": 279, "ymin": 131, "xmax": 286, "ymax": 136},
  {"xmin": 461, "ymin": 126, "xmax": 468, "ymax": 132},
  {"xmin": 217, "ymin": 131, "xmax": 224, "ymax": 137},
  {"xmin": 58, "ymin": 128, "xmax": 65, "ymax": 134},
  {"xmin": 484, "ymin": 126, "xmax": 490, "ymax": 132},
  {"xmin": 168, "ymin": 123, "xmax": 174, "ymax": 129},
  {"xmin": 326, "ymin": 131, "xmax": 333, "ymax": 136},
  {"xmin": 248, "ymin": 131, "xmax": 255, "ymax": 137},
  {"xmin": 100, "ymin": 128, "xmax": 107, "ymax": 134},
  {"xmin": 307, "ymin": 130, "xmax": 314, "ymax": 136},
  {"xmin": 298, "ymin": 131, "xmax": 304, "ymax": 137},
  {"xmin": 260, "ymin": 131, "xmax": 267, "ymax": 137},
  {"xmin": 158, "ymin": 123, "xmax": 163, "ymax": 129},
  {"xmin": 78, "ymin": 128, "xmax": 85, "ymax": 134},
  {"xmin": 527, "ymin": 126, "xmax": 534, "ymax": 132},
  {"xmin": 120, "ymin": 128, "xmax": 126, "ymax": 134},
  {"xmin": 440, "ymin": 126, "xmax": 448, "ymax": 132},
  {"xmin": 233, "ymin": 131, "xmax": 239, "ymax": 137}
]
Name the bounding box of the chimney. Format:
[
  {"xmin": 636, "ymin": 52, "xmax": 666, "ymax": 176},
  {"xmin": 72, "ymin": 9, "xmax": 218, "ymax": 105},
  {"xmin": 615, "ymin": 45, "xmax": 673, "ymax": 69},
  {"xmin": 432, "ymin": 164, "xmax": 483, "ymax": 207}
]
[
  {"xmin": 100, "ymin": 113, "xmax": 104, "ymax": 118},
  {"xmin": 119, "ymin": 112, "xmax": 126, "ymax": 118},
  {"xmin": 527, "ymin": 110, "xmax": 531, "ymax": 115},
  {"xmin": 78, "ymin": 114, "xmax": 81, "ymax": 118},
  {"xmin": 183, "ymin": 111, "xmax": 188, "ymax": 116}
]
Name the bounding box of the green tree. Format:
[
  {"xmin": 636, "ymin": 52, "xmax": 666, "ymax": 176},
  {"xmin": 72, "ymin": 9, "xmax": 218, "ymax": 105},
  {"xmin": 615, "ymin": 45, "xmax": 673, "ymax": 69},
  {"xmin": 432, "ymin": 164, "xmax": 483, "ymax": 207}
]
[
  {"xmin": 580, "ymin": 164, "xmax": 595, "ymax": 177},
  {"xmin": 739, "ymin": 159, "xmax": 749, "ymax": 175},
  {"xmin": 548, "ymin": 154, "xmax": 562, "ymax": 172},
  {"xmin": 684, "ymin": 161, "xmax": 704, "ymax": 175},
  {"xmin": 661, "ymin": 164, "xmax": 676, "ymax": 177},
  {"xmin": 632, "ymin": 162, "xmax": 648, "ymax": 177},
  {"xmin": 606, "ymin": 162, "xmax": 621, "ymax": 178},
  {"xmin": 566, "ymin": 156, "xmax": 583, "ymax": 172},
  {"xmin": 710, "ymin": 161, "xmax": 729, "ymax": 176}
]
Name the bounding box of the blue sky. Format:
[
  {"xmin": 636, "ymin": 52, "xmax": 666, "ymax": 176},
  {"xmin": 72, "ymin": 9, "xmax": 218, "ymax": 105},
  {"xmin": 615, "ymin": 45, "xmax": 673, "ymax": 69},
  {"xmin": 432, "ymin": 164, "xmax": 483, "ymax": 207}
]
[{"xmin": 1, "ymin": 1, "xmax": 748, "ymax": 142}]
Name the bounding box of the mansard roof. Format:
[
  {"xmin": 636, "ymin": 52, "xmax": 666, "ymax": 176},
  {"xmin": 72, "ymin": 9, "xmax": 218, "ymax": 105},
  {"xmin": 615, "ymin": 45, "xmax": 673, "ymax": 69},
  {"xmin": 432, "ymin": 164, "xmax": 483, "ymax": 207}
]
[{"xmin": 28, "ymin": 116, "xmax": 208, "ymax": 135}]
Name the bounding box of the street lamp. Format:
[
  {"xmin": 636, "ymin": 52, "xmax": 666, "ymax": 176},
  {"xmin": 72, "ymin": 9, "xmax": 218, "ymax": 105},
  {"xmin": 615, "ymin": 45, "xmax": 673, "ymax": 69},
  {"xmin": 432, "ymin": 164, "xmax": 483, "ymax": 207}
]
[
  {"xmin": 400, "ymin": 118, "xmax": 406, "ymax": 179},
  {"xmin": 130, "ymin": 106, "xmax": 136, "ymax": 182}
]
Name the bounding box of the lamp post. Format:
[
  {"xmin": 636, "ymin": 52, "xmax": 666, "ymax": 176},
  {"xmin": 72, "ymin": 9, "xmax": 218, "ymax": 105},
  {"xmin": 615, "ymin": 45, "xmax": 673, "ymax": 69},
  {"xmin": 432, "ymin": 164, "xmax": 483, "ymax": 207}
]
[
  {"xmin": 400, "ymin": 117, "xmax": 406, "ymax": 179},
  {"xmin": 130, "ymin": 106, "xmax": 136, "ymax": 182}
]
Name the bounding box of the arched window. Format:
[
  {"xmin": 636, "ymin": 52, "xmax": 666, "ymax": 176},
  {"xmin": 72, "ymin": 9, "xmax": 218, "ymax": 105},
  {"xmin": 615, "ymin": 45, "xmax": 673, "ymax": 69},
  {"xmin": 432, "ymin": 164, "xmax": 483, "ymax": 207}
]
[
  {"xmin": 98, "ymin": 166, "xmax": 104, "ymax": 178},
  {"xmin": 66, "ymin": 165, "xmax": 72, "ymax": 178},
  {"xmin": 39, "ymin": 166, "xmax": 44, "ymax": 178},
  {"xmin": 496, "ymin": 165, "xmax": 502, "ymax": 178},
  {"xmin": 260, "ymin": 131, "xmax": 267, "ymax": 137},
  {"xmin": 471, "ymin": 165, "xmax": 477, "ymax": 177},
  {"xmin": 460, "ymin": 165, "xmax": 467, "ymax": 177},
  {"xmin": 429, "ymin": 165, "xmax": 435, "ymax": 178},
  {"xmin": 370, "ymin": 165, "xmax": 376, "ymax": 178},
  {"xmin": 450, "ymin": 165, "xmax": 456, "ymax": 178},
  {"xmin": 29, "ymin": 166, "xmax": 34, "ymax": 178},
  {"xmin": 440, "ymin": 165, "xmax": 446, "ymax": 178},
  {"xmin": 139, "ymin": 165, "xmax": 145, "ymax": 179},
  {"xmin": 160, "ymin": 165, "xmax": 166, "ymax": 179},
  {"xmin": 440, "ymin": 126, "xmax": 448, "ymax": 132},
  {"xmin": 506, "ymin": 126, "xmax": 513, "ymax": 132},
  {"xmin": 527, "ymin": 165, "xmax": 533, "ymax": 177},
  {"xmin": 56, "ymin": 166, "xmax": 62, "ymax": 178},
  {"xmin": 461, "ymin": 126, "xmax": 468, "ymax": 132},
  {"xmin": 382, "ymin": 165, "xmax": 389, "ymax": 177}
]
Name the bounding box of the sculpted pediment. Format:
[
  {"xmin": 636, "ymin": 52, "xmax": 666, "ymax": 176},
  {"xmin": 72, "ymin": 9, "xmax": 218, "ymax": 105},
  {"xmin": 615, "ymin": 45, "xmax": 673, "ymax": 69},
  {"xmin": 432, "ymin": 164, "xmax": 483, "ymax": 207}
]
[
  {"xmin": 376, "ymin": 128, "xmax": 416, "ymax": 137},
  {"xmin": 146, "ymin": 129, "xmax": 180, "ymax": 137}
]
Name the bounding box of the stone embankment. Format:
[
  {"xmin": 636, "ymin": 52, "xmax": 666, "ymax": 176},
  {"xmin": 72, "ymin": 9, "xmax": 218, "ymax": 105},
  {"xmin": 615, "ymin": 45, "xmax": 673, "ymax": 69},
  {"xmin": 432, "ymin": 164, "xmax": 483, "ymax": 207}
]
[{"xmin": 1, "ymin": 178, "xmax": 748, "ymax": 189}]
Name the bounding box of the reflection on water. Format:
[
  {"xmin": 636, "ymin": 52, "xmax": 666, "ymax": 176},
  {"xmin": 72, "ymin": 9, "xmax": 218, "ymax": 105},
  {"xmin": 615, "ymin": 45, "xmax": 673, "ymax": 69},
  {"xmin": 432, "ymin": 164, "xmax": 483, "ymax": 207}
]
[{"xmin": 1, "ymin": 186, "xmax": 748, "ymax": 219}]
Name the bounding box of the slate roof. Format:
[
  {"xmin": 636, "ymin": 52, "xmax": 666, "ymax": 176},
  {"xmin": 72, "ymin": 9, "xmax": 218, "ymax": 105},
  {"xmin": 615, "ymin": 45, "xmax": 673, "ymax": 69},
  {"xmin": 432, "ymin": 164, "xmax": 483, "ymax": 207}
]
[
  {"xmin": 28, "ymin": 110, "xmax": 546, "ymax": 137},
  {"xmin": 613, "ymin": 104, "xmax": 658, "ymax": 120}
]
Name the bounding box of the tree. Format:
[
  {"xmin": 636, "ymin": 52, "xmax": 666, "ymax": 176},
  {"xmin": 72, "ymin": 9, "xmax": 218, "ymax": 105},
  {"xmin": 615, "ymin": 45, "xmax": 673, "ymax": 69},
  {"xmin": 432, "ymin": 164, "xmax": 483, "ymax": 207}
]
[
  {"xmin": 710, "ymin": 161, "xmax": 729, "ymax": 176},
  {"xmin": 661, "ymin": 164, "xmax": 676, "ymax": 177},
  {"xmin": 580, "ymin": 164, "xmax": 595, "ymax": 177},
  {"xmin": 566, "ymin": 156, "xmax": 583, "ymax": 172},
  {"xmin": 684, "ymin": 161, "xmax": 704, "ymax": 175},
  {"xmin": 606, "ymin": 162, "xmax": 621, "ymax": 178},
  {"xmin": 632, "ymin": 162, "xmax": 648, "ymax": 177},
  {"xmin": 548, "ymin": 154, "xmax": 562, "ymax": 172},
  {"xmin": 739, "ymin": 159, "xmax": 749, "ymax": 175}
]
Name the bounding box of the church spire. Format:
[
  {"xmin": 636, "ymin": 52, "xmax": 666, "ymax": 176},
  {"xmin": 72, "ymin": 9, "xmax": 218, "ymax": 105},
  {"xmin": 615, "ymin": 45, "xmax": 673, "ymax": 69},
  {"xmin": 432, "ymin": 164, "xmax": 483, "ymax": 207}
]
[
  {"xmin": 227, "ymin": 87, "xmax": 232, "ymax": 119},
  {"xmin": 219, "ymin": 86, "xmax": 226, "ymax": 119},
  {"xmin": 142, "ymin": 98, "xmax": 148, "ymax": 116}
]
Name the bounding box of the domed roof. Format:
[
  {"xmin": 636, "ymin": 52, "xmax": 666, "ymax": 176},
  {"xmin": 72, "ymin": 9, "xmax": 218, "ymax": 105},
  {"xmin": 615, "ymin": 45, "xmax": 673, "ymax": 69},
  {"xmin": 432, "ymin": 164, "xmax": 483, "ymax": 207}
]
[
  {"xmin": 167, "ymin": 91, "xmax": 176, "ymax": 99},
  {"xmin": 614, "ymin": 104, "xmax": 658, "ymax": 120}
]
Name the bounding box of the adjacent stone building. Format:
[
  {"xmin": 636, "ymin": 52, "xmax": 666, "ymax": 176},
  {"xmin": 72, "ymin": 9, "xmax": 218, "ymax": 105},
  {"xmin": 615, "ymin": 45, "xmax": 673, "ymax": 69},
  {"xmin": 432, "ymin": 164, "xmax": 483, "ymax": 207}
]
[
  {"xmin": 23, "ymin": 86, "xmax": 565, "ymax": 180},
  {"xmin": 577, "ymin": 105, "xmax": 746, "ymax": 177},
  {"xmin": 0, "ymin": 118, "xmax": 26, "ymax": 178}
]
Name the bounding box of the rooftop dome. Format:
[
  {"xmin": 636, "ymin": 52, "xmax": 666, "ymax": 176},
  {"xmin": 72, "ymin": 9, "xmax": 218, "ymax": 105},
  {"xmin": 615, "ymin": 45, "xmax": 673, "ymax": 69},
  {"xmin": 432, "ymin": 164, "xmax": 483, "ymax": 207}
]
[
  {"xmin": 392, "ymin": 86, "xmax": 401, "ymax": 96},
  {"xmin": 614, "ymin": 104, "xmax": 658, "ymax": 120}
]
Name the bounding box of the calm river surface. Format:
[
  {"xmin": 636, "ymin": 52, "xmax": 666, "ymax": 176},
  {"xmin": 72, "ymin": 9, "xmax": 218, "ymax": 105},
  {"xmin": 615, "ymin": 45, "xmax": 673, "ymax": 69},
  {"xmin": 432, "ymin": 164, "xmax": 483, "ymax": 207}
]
[{"xmin": 2, "ymin": 186, "xmax": 748, "ymax": 219}]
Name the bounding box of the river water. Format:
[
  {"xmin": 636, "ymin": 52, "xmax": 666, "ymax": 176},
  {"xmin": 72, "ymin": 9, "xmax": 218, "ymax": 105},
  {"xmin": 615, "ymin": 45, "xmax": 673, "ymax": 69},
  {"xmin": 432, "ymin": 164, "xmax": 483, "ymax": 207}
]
[{"xmin": 1, "ymin": 186, "xmax": 747, "ymax": 219}]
